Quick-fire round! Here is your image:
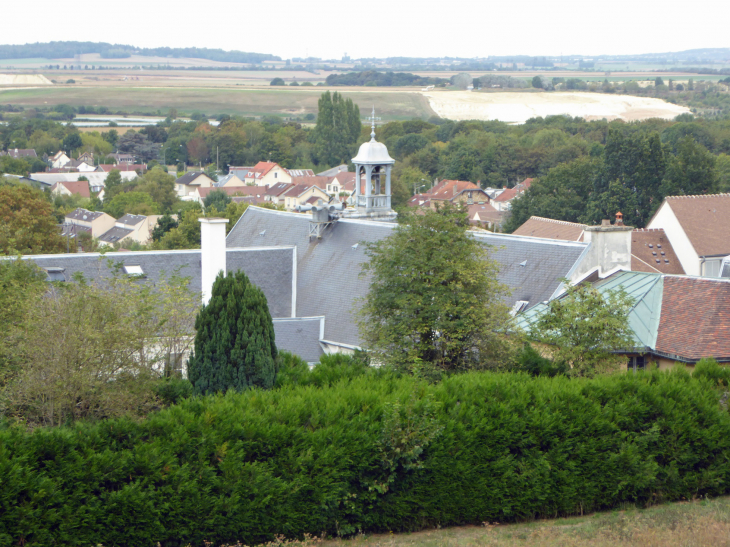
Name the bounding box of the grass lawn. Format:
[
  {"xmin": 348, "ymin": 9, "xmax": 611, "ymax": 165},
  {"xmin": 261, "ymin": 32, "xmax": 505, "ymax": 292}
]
[{"xmin": 253, "ymin": 496, "xmax": 730, "ymax": 547}]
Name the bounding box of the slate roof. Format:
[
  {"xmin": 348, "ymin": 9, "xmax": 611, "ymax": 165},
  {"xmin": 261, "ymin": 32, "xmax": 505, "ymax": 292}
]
[
  {"xmin": 273, "ymin": 317, "xmax": 325, "ymax": 363},
  {"xmin": 658, "ymin": 194, "xmax": 730, "ymax": 257},
  {"xmin": 97, "ymin": 164, "xmax": 146, "ymax": 172},
  {"xmin": 266, "ymin": 182, "xmax": 294, "ymax": 196},
  {"xmin": 2, "ymin": 149, "xmax": 37, "ymax": 158},
  {"xmin": 175, "ymin": 172, "xmax": 209, "ymax": 186},
  {"xmin": 317, "ymin": 164, "xmax": 348, "ymax": 177},
  {"xmin": 631, "ymin": 229, "xmax": 685, "ymax": 275},
  {"xmin": 98, "ymin": 226, "xmax": 134, "ymax": 244},
  {"xmin": 197, "ymin": 186, "xmax": 265, "ymax": 199},
  {"xmin": 292, "ymin": 175, "xmax": 331, "ymax": 190},
  {"xmin": 227, "ymin": 206, "xmax": 589, "ymax": 347},
  {"xmin": 16, "ymin": 247, "xmax": 295, "ymax": 318},
  {"xmin": 66, "ymin": 208, "xmax": 106, "ymax": 222},
  {"xmin": 513, "ymin": 216, "xmax": 586, "ymax": 241},
  {"xmin": 116, "ymin": 214, "xmax": 147, "ymax": 227}
]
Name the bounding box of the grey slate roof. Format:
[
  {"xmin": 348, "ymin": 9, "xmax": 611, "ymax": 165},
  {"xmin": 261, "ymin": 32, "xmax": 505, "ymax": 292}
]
[
  {"xmin": 116, "ymin": 214, "xmax": 147, "ymax": 227},
  {"xmin": 16, "ymin": 247, "xmax": 295, "ymax": 318},
  {"xmin": 66, "ymin": 208, "xmax": 106, "ymax": 222},
  {"xmin": 273, "ymin": 317, "xmax": 325, "ymax": 363},
  {"xmin": 98, "ymin": 226, "xmax": 134, "ymax": 243},
  {"xmin": 175, "ymin": 172, "xmax": 207, "ymax": 186},
  {"xmin": 226, "ymin": 206, "xmax": 589, "ymax": 347}
]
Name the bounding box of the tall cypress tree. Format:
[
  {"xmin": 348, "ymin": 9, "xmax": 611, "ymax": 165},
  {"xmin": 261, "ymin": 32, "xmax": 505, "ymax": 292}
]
[
  {"xmin": 188, "ymin": 271, "xmax": 277, "ymax": 394},
  {"xmin": 312, "ymin": 91, "xmax": 361, "ymax": 166}
]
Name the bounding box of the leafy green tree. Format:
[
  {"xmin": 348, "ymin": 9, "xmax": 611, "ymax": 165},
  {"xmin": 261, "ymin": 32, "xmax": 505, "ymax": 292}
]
[
  {"xmin": 0, "ymin": 183, "xmax": 66, "ymax": 254},
  {"xmin": 0, "ymin": 156, "xmax": 32, "ymax": 176},
  {"xmin": 312, "ymin": 91, "xmax": 361, "ymax": 166},
  {"xmin": 532, "ymin": 75, "xmax": 543, "ymax": 89},
  {"xmin": 103, "ymin": 169, "xmax": 123, "ymax": 201},
  {"xmin": 660, "ymin": 137, "xmax": 718, "ymax": 196},
  {"xmin": 104, "ymin": 191, "xmax": 159, "ymax": 218},
  {"xmin": 62, "ymin": 132, "xmax": 83, "ymax": 152},
  {"xmin": 270, "ymin": 77, "xmax": 286, "ymax": 86},
  {"xmin": 139, "ymin": 167, "xmax": 177, "ymax": 212},
  {"xmin": 204, "ymin": 189, "xmax": 232, "ymax": 212},
  {"xmin": 152, "ymin": 213, "xmax": 178, "ymax": 242},
  {"xmin": 528, "ymin": 281, "xmax": 634, "ymax": 377},
  {"xmin": 155, "ymin": 208, "xmax": 202, "ymax": 249},
  {"xmin": 655, "ymin": 77, "xmax": 665, "ymax": 87},
  {"xmin": 358, "ymin": 204, "xmax": 513, "ymax": 377},
  {"xmin": 716, "ymin": 153, "xmax": 730, "ymax": 192},
  {"xmin": 188, "ymin": 270, "xmax": 278, "ymax": 394}
]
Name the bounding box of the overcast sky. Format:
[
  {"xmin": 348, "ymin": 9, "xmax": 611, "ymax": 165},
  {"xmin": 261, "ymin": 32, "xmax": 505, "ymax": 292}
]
[{"xmin": 4, "ymin": 0, "xmax": 728, "ymax": 60}]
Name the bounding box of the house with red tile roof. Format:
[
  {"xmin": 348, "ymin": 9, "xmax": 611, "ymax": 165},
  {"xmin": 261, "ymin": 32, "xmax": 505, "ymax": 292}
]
[
  {"xmin": 492, "ymin": 178, "xmax": 533, "ymax": 212},
  {"xmin": 229, "ymin": 162, "xmax": 292, "ymax": 188},
  {"xmin": 282, "ymin": 184, "xmax": 330, "ymax": 211},
  {"xmin": 513, "ymin": 216, "xmax": 685, "ymax": 276},
  {"xmin": 468, "ymin": 203, "xmax": 502, "ymax": 229},
  {"xmin": 518, "ymin": 269, "xmax": 730, "ymax": 369},
  {"xmin": 50, "ymin": 180, "xmax": 91, "ymax": 199},
  {"xmin": 195, "ymin": 185, "xmax": 267, "ymax": 206},
  {"xmin": 407, "ymin": 179, "xmax": 492, "ymax": 211},
  {"xmin": 647, "ymin": 193, "xmax": 730, "ymax": 277}
]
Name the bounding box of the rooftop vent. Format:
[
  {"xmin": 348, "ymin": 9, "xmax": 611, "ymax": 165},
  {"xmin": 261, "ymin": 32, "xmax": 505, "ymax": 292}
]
[
  {"xmin": 519, "ymin": 260, "xmax": 527, "ymax": 267},
  {"xmin": 259, "ymin": 230, "xmax": 266, "ymax": 237},
  {"xmin": 510, "ymin": 300, "xmax": 529, "ymax": 316}
]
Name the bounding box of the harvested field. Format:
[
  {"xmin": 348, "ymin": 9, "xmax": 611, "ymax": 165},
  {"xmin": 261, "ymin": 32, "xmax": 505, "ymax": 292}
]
[
  {"xmin": 0, "ymin": 86, "xmax": 434, "ymax": 120},
  {"xmin": 424, "ymin": 90, "xmax": 690, "ymax": 123},
  {"xmin": 0, "ymin": 74, "xmax": 52, "ymax": 86}
]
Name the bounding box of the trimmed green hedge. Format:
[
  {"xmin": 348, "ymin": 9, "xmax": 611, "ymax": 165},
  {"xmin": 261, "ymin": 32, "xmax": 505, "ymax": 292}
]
[{"xmin": 2, "ymin": 368, "xmax": 730, "ymax": 546}]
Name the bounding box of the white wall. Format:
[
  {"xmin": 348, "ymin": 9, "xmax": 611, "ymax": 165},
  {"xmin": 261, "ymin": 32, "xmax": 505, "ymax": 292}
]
[{"xmin": 647, "ymin": 202, "xmax": 699, "ymax": 275}]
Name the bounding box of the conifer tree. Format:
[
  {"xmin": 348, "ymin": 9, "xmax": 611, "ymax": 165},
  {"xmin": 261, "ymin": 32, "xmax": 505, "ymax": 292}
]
[{"xmin": 188, "ymin": 270, "xmax": 278, "ymax": 394}]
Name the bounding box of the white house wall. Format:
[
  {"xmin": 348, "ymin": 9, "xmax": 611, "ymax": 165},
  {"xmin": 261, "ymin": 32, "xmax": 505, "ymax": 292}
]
[{"xmin": 647, "ymin": 202, "xmax": 699, "ymax": 275}]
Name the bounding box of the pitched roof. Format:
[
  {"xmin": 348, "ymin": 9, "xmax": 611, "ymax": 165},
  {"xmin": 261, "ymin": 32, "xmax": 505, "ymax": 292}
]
[
  {"xmin": 53, "ymin": 180, "xmax": 91, "ymax": 198},
  {"xmin": 662, "ymin": 194, "xmax": 730, "ymax": 257},
  {"xmin": 316, "ymin": 164, "xmax": 349, "ymax": 177},
  {"xmin": 468, "ymin": 203, "xmax": 502, "ymax": 224},
  {"xmin": 175, "ymin": 172, "xmax": 209, "ymax": 186},
  {"xmin": 287, "ymin": 169, "xmax": 315, "ymax": 177},
  {"xmin": 253, "ymin": 161, "xmax": 278, "ymax": 176},
  {"xmin": 226, "ymin": 207, "xmax": 589, "ymax": 347},
  {"xmin": 429, "ymin": 180, "xmax": 480, "ymax": 200},
  {"xmin": 116, "ymin": 214, "xmax": 147, "ymax": 227},
  {"xmin": 15, "ymin": 247, "xmax": 295, "ymax": 319},
  {"xmin": 283, "ymin": 184, "xmax": 319, "ymax": 198},
  {"xmin": 98, "ymin": 226, "xmax": 134, "ymax": 243},
  {"xmin": 291, "ymin": 175, "xmax": 331, "ymax": 190},
  {"xmin": 630, "ymin": 229, "xmax": 685, "ymax": 275},
  {"xmin": 66, "ymin": 208, "xmax": 106, "ymax": 222},
  {"xmin": 513, "ymin": 216, "xmax": 586, "ymax": 241},
  {"xmin": 3, "ymin": 148, "xmax": 37, "ymax": 158},
  {"xmin": 265, "ymin": 182, "xmax": 294, "ymax": 196},
  {"xmin": 272, "ymin": 317, "xmax": 325, "ymax": 363},
  {"xmin": 494, "ymin": 178, "xmax": 533, "ymax": 202},
  {"xmin": 655, "ymin": 276, "xmax": 730, "ymax": 360},
  {"xmin": 97, "ymin": 164, "xmax": 145, "ymax": 172}
]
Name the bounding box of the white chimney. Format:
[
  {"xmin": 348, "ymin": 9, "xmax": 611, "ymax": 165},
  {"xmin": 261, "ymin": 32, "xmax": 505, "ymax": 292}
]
[
  {"xmin": 582, "ymin": 213, "xmax": 633, "ymax": 276},
  {"xmin": 199, "ymin": 218, "xmax": 229, "ymax": 304}
]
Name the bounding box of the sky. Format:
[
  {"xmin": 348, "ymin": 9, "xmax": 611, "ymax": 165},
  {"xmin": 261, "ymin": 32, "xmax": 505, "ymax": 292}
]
[{"xmin": 3, "ymin": 0, "xmax": 729, "ymax": 60}]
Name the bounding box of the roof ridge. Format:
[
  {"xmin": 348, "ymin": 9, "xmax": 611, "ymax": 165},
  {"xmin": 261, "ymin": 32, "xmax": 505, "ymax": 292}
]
[
  {"xmin": 632, "ymin": 228, "xmax": 666, "ymax": 232},
  {"xmin": 530, "ymin": 216, "xmax": 586, "ymax": 227},
  {"xmin": 666, "ymin": 193, "xmax": 730, "ymax": 199}
]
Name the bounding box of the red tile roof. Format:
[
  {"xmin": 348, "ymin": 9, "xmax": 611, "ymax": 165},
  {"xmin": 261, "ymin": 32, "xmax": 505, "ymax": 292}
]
[
  {"xmin": 468, "ymin": 203, "xmax": 502, "ymax": 225},
  {"xmin": 52, "ymin": 180, "xmax": 90, "ymax": 198},
  {"xmin": 660, "ymin": 194, "xmax": 730, "ymax": 257},
  {"xmin": 283, "ymin": 184, "xmax": 317, "ymax": 198},
  {"xmin": 292, "ymin": 175, "xmax": 332, "ymax": 190},
  {"xmin": 494, "ymin": 178, "xmax": 533, "ymax": 202},
  {"xmin": 429, "ymin": 180, "xmax": 480, "ymax": 200},
  {"xmin": 631, "ymin": 229, "xmax": 685, "ymax": 275},
  {"xmin": 656, "ymin": 276, "xmax": 730, "ymax": 360},
  {"xmin": 513, "ymin": 216, "xmax": 586, "ymax": 241},
  {"xmin": 253, "ymin": 161, "xmax": 278, "ymax": 176}
]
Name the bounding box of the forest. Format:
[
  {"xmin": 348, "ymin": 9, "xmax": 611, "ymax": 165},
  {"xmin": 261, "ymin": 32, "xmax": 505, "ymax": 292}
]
[{"xmin": 325, "ymin": 71, "xmax": 449, "ymax": 87}]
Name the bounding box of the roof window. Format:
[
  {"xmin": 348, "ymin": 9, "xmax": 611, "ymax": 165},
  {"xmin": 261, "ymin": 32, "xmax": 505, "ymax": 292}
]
[
  {"xmin": 44, "ymin": 267, "xmax": 66, "ymax": 282},
  {"xmin": 123, "ymin": 265, "xmax": 144, "ymax": 276}
]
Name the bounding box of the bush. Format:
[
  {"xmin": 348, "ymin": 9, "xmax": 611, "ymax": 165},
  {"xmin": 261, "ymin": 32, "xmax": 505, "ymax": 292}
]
[
  {"xmin": 515, "ymin": 343, "xmax": 567, "ymax": 377},
  {"xmin": 2, "ymin": 369, "xmax": 730, "ymax": 545}
]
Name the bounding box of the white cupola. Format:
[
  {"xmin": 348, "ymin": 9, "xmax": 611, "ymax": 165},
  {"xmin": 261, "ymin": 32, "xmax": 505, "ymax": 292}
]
[{"xmin": 352, "ymin": 108, "xmax": 395, "ymax": 213}]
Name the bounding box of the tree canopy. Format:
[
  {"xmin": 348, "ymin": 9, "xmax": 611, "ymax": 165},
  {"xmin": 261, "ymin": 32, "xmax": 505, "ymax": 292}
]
[
  {"xmin": 0, "ymin": 183, "xmax": 66, "ymax": 255},
  {"xmin": 358, "ymin": 204, "xmax": 513, "ymax": 378}
]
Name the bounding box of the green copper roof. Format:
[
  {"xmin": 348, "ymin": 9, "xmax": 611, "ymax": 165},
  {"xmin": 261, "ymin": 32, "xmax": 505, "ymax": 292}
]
[{"xmin": 516, "ymin": 270, "xmax": 664, "ymax": 351}]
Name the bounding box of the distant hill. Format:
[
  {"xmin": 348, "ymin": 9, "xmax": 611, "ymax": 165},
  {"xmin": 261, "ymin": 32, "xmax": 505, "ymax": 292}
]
[{"xmin": 0, "ymin": 41, "xmax": 280, "ymax": 64}]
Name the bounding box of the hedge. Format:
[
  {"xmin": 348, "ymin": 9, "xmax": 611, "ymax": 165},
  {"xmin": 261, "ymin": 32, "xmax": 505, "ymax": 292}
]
[{"xmin": 2, "ymin": 368, "xmax": 730, "ymax": 546}]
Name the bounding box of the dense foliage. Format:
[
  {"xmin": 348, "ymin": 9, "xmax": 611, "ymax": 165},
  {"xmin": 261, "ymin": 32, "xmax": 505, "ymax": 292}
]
[
  {"xmin": 2, "ymin": 365, "xmax": 730, "ymax": 545},
  {"xmin": 0, "ymin": 182, "xmax": 66, "ymax": 254},
  {"xmin": 359, "ymin": 205, "xmax": 513, "ymax": 377},
  {"xmin": 0, "ymin": 41, "xmax": 279, "ymax": 64},
  {"xmin": 188, "ymin": 270, "xmax": 278, "ymax": 394},
  {"xmin": 325, "ymin": 71, "xmax": 449, "ymax": 87}
]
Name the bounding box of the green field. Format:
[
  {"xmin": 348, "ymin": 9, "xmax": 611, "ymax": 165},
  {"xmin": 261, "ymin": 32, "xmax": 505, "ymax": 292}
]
[{"xmin": 0, "ymin": 86, "xmax": 435, "ymax": 120}]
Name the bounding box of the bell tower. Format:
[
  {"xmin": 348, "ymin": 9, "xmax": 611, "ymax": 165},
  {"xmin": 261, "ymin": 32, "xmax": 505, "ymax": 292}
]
[{"xmin": 352, "ymin": 108, "xmax": 395, "ymax": 214}]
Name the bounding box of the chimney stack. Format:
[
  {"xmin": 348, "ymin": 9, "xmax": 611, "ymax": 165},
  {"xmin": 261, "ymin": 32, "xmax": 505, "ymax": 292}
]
[
  {"xmin": 582, "ymin": 217, "xmax": 633, "ymax": 276},
  {"xmin": 199, "ymin": 218, "xmax": 229, "ymax": 305},
  {"xmin": 615, "ymin": 211, "xmax": 624, "ymax": 226}
]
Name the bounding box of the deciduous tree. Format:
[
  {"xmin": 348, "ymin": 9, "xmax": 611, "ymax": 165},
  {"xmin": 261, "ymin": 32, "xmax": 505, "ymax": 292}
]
[{"xmin": 0, "ymin": 183, "xmax": 66, "ymax": 254}]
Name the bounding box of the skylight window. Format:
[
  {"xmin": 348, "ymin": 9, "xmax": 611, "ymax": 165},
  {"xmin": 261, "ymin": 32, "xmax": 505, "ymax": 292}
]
[
  {"xmin": 44, "ymin": 267, "xmax": 65, "ymax": 282},
  {"xmin": 123, "ymin": 265, "xmax": 144, "ymax": 276}
]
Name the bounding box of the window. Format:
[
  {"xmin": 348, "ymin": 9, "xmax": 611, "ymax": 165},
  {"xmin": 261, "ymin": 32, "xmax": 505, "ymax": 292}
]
[
  {"xmin": 627, "ymin": 355, "xmax": 646, "ymax": 373},
  {"xmin": 165, "ymin": 352, "xmax": 184, "ymax": 378},
  {"xmin": 44, "ymin": 267, "xmax": 66, "ymax": 282},
  {"xmin": 123, "ymin": 265, "xmax": 144, "ymax": 276}
]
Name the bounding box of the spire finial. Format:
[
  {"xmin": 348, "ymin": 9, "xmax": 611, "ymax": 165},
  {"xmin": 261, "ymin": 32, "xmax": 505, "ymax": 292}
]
[{"xmin": 370, "ymin": 106, "xmax": 376, "ymax": 141}]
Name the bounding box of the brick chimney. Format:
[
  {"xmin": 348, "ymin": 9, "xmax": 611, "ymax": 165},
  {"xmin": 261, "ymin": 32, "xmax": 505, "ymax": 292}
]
[{"xmin": 199, "ymin": 217, "xmax": 229, "ymax": 304}]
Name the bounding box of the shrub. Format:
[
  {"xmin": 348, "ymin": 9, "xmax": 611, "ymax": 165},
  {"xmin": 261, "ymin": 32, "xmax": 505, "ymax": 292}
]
[{"xmin": 2, "ymin": 369, "xmax": 730, "ymax": 545}]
